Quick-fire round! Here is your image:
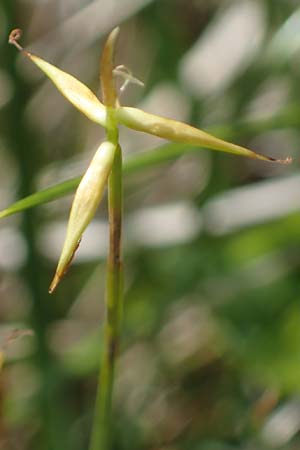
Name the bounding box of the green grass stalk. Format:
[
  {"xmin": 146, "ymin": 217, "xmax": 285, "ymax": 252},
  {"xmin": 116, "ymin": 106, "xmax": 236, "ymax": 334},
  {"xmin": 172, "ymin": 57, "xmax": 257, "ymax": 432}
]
[{"xmin": 89, "ymin": 106, "xmax": 123, "ymax": 450}]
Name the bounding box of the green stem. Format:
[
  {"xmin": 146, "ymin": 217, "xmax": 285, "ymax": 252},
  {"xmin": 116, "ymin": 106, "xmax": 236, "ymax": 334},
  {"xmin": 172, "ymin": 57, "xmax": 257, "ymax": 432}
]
[{"xmin": 89, "ymin": 115, "xmax": 123, "ymax": 450}]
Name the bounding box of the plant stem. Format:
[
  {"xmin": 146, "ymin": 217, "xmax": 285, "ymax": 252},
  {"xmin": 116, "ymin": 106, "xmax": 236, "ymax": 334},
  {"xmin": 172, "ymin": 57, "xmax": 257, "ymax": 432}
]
[
  {"xmin": 90, "ymin": 27, "xmax": 123, "ymax": 450},
  {"xmin": 89, "ymin": 115, "xmax": 123, "ymax": 450}
]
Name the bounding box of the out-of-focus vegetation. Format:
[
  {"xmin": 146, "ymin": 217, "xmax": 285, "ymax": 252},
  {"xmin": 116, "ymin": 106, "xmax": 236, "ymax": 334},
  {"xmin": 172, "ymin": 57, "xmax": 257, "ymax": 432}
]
[{"xmin": 0, "ymin": 1, "xmax": 300, "ymax": 449}]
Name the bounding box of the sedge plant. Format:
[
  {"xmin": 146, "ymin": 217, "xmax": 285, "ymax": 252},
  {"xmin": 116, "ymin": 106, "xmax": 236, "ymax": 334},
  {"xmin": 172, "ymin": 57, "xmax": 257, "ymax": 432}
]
[{"xmin": 7, "ymin": 27, "xmax": 291, "ymax": 450}]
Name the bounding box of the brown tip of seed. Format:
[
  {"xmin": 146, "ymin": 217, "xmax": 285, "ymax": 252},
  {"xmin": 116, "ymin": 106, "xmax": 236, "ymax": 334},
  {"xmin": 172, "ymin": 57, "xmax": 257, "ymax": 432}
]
[
  {"xmin": 258, "ymin": 154, "xmax": 293, "ymax": 165},
  {"xmin": 280, "ymin": 156, "xmax": 293, "ymax": 165},
  {"xmin": 269, "ymin": 155, "xmax": 293, "ymax": 165},
  {"xmin": 8, "ymin": 28, "xmax": 24, "ymax": 51},
  {"xmin": 48, "ymin": 273, "xmax": 61, "ymax": 294}
]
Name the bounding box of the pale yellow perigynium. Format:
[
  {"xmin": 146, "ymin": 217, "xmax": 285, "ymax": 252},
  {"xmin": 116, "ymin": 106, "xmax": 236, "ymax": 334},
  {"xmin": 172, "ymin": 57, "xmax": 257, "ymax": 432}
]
[
  {"xmin": 49, "ymin": 141, "xmax": 116, "ymax": 293},
  {"xmin": 8, "ymin": 28, "xmax": 291, "ymax": 292}
]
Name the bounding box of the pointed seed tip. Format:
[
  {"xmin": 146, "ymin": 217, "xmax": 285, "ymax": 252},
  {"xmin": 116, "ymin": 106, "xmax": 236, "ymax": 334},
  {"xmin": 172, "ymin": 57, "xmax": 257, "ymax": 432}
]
[
  {"xmin": 263, "ymin": 155, "xmax": 292, "ymax": 165},
  {"xmin": 112, "ymin": 26, "xmax": 120, "ymax": 35},
  {"xmin": 273, "ymin": 155, "xmax": 292, "ymax": 165},
  {"xmin": 48, "ymin": 285, "xmax": 55, "ymax": 294},
  {"xmin": 48, "ymin": 273, "xmax": 61, "ymax": 294},
  {"xmin": 108, "ymin": 26, "xmax": 120, "ymax": 43}
]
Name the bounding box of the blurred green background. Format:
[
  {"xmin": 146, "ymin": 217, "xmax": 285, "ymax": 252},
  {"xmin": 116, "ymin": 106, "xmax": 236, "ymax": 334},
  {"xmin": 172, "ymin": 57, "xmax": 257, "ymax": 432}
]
[{"xmin": 1, "ymin": 0, "xmax": 300, "ymax": 449}]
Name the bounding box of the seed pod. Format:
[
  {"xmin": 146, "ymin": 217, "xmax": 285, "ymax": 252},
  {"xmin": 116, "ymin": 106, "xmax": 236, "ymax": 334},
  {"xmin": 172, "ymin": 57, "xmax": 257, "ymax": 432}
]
[
  {"xmin": 49, "ymin": 141, "xmax": 116, "ymax": 293},
  {"xmin": 28, "ymin": 53, "xmax": 107, "ymax": 126},
  {"xmin": 100, "ymin": 26, "xmax": 120, "ymax": 107},
  {"xmin": 8, "ymin": 29, "xmax": 106, "ymax": 126},
  {"xmin": 116, "ymin": 106, "xmax": 291, "ymax": 164}
]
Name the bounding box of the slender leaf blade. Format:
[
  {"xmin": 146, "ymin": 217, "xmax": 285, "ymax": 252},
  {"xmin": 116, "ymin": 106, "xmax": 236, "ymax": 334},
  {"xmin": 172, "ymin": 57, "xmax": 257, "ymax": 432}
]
[{"xmin": 0, "ymin": 142, "xmax": 194, "ymax": 219}]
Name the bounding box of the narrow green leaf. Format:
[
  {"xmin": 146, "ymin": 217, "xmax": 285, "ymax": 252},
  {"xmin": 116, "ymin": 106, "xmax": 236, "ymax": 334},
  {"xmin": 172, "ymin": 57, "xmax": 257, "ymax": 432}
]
[
  {"xmin": 0, "ymin": 177, "xmax": 80, "ymax": 219},
  {"xmin": 0, "ymin": 142, "xmax": 194, "ymax": 219}
]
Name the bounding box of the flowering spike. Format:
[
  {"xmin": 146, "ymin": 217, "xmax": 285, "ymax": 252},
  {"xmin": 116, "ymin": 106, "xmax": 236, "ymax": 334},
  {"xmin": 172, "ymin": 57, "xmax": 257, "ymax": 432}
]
[
  {"xmin": 113, "ymin": 65, "xmax": 145, "ymax": 93},
  {"xmin": 7, "ymin": 26, "xmax": 292, "ymax": 294},
  {"xmin": 49, "ymin": 141, "xmax": 116, "ymax": 293},
  {"xmin": 116, "ymin": 107, "xmax": 292, "ymax": 164}
]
